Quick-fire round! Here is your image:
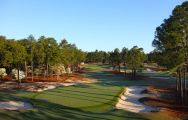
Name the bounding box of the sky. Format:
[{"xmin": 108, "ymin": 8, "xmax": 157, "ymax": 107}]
[{"xmin": 0, "ymin": 0, "xmax": 186, "ymax": 53}]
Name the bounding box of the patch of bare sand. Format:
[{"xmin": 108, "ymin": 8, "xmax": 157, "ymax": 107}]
[
  {"xmin": 0, "ymin": 101, "xmax": 33, "ymax": 110},
  {"xmin": 24, "ymin": 78, "xmax": 97, "ymax": 92},
  {"xmin": 0, "ymin": 77, "xmax": 97, "ymax": 92}
]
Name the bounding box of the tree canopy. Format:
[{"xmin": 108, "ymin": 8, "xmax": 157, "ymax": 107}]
[
  {"xmin": 0, "ymin": 34, "xmax": 147, "ymax": 81},
  {"xmin": 152, "ymin": 1, "xmax": 188, "ymax": 68},
  {"xmin": 126, "ymin": 46, "xmax": 146, "ymax": 70},
  {"xmin": 0, "ymin": 35, "xmax": 86, "ymax": 74}
]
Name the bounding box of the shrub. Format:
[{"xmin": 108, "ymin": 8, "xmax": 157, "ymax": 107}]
[
  {"xmin": 11, "ymin": 69, "xmax": 25, "ymax": 80},
  {"xmin": 0, "ymin": 68, "xmax": 7, "ymax": 78}
]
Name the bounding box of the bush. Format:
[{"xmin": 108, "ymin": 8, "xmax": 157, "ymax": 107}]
[
  {"xmin": 11, "ymin": 69, "xmax": 25, "ymax": 80},
  {"xmin": 0, "ymin": 68, "xmax": 7, "ymax": 78},
  {"xmin": 51, "ymin": 64, "xmax": 67, "ymax": 75}
]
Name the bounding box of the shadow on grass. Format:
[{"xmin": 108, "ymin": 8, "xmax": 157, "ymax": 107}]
[
  {"xmin": 86, "ymin": 71, "xmax": 144, "ymax": 86},
  {"xmin": 53, "ymin": 87, "xmax": 118, "ymax": 97},
  {"xmin": 86, "ymin": 69, "xmax": 176, "ymax": 87},
  {"xmin": 0, "ymin": 97, "xmax": 149, "ymax": 120},
  {"xmin": 38, "ymin": 91, "xmax": 114, "ymax": 106},
  {"xmin": 73, "ymin": 84, "xmax": 120, "ymax": 92},
  {"xmin": 0, "ymin": 90, "xmax": 29, "ymax": 102},
  {"xmin": 32, "ymin": 84, "xmax": 123, "ymax": 111}
]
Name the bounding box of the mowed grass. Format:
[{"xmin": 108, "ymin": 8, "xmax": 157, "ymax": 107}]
[
  {"xmin": 0, "ymin": 64, "xmax": 180, "ymax": 120},
  {"xmin": 34, "ymin": 84, "xmax": 122, "ymax": 111}
]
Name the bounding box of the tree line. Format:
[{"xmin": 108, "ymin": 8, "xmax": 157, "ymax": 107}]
[
  {"xmin": 0, "ymin": 35, "xmax": 86, "ymax": 82},
  {"xmin": 150, "ymin": 1, "xmax": 188, "ymax": 104},
  {"xmin": 150, "ymin": 1, "xmax": 188, "ymax": 69},
  {"xmin": 85, "ymin": 46, "xmax": 146, "ymax": 78}
]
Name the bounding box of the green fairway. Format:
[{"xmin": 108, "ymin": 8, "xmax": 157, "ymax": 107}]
[
  {"xmin": 34, "ymin": 84, "xmax": 122, "ymax": 110},
  {"xmin": 0, "ymin": 64, "xmax": 180, "ymax": 120}
]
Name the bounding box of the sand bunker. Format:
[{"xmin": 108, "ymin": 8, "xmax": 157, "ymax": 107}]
[
  {"xmin": 116, "ymin": 86, "xmax": 160, "ymax": 113},
  {"xmin": 0, "ymin": 101, "xmax": 33, "ymax": 110}
]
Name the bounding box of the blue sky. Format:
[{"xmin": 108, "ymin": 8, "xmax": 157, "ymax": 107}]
[{"xmin": 0, "ymin": 0, "xmax": 186, "ymax": 53}]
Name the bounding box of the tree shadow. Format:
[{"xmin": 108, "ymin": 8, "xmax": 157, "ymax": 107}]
[
  {"xmin": 86, "ymin": 69, "xmax": 176, "ymax": 87},
  {"xmin": 0, "ymin": 97, "xmax": 149, "ymax": 120}
]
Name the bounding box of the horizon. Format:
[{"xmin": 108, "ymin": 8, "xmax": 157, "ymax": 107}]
[{"xmin": 0, "ymin": 0, "xmax": 186, "ymax": 53}]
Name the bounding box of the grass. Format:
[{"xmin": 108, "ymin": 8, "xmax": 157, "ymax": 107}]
[
  {"xmin": 0, "ymin": 64, "xmax": 182, "ymax": 120},
  {"xmin": 34, "ymin": 84, "xmax": 122, "ymax": 110}
]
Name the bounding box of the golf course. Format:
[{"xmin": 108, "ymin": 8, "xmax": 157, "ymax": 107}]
[
  {"xmin": 0, "ymin": 64, "xmax": 182, "ymax": 120},
  {"xmin": 1, "ymin": 1, "xmax": 188, "ymax": 120}
]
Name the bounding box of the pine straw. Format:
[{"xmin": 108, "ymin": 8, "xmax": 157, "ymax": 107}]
[
  {"xmin": 140, "ymin": 86, "xmax": 188, "ymax": 119},
  {"xmin": 0, "ymin": 73, "xmax": 97, "ymax": 91}
]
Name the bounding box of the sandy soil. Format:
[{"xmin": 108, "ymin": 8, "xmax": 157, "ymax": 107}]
[
  {"xmin": 22, "ymin": 79, "xmax": 97, "ymax": 92},
  {"xmin": 0, "ymin": 101, "xmax": 33, "ymax": 110},
  {"xmin": 116, "ymin": 86, "xmax": 160, "ymax": 113},
  {"xmin": 140, "ymin": 86, "xmax": 188, "ymax": 119},
  {"xmin": 0, "ymin": 73, "xmax": 97, "ymax": 92}
]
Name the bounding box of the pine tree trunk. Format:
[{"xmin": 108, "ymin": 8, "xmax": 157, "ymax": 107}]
[
  {"xmin": 47, "ymin": 63, "xmax": 49, "ymax": 76},
  {"xmin": 113, "ymin": 65, "xmax": 115, "ymax": 70},
  {"xmin": 17, "ymin": 64, "xmax": 20, "ymax": 85},
  {"xmin": 78, "ymin": 64, "xmax": 80, "ymax": 72},
  {"xmin": 183, "ymin": 67, "xmax": 186, "ymax": 104},
  {"xmin": 71, "ymin": 65, "xmax": 74, "ymax": 73},
  {"xmin": 25, "ymin": 61, "xmax": 27, "ymax": 81},
  {"xmin": 124, "ymin": 65, "xmax": 127, "ymax": 77},
  {"xmin": 184, "ymin": 67, "xmax": 187, "ymax": 104},
  {"xmin": 133, "ymin": 68, "xmax": 136, "ymax": 79},
  {"xmin": 131, "ymin": 68, "xmax": 134, "ymax": 80},
  {"xmin": 176, "ymin": 69, "xmax": 179, "ymax": 92},
  {"xmin": 178, "ymin": 70, "xmax": 181, "ymax": 93},
  {"xmin": 179, "ymin": 70, "xmax": 184, "ymax": 104},
  {"xmin": 31, "ymin": 60, "xmax": 34, "ymax": 82}
]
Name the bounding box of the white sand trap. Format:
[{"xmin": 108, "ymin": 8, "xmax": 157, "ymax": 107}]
[
  {"xmin": 116, "ymin": 86, "xmax": 160, "ymax": 113},
  {"xmin": 60, "ymin": 82, "xmax": 78, "ymax": 87},
  {"xmin": 0, "ymin": 101, "xmax": 33, "ymax": 110}
]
